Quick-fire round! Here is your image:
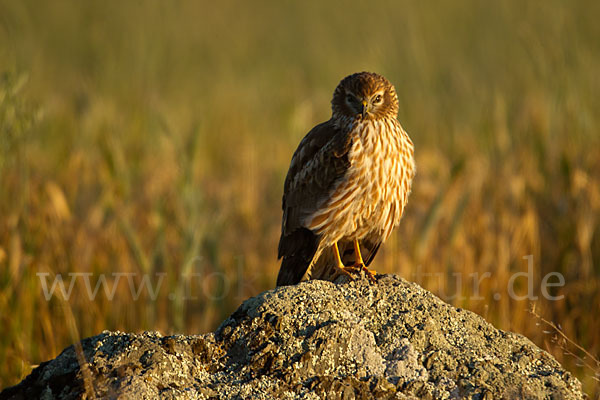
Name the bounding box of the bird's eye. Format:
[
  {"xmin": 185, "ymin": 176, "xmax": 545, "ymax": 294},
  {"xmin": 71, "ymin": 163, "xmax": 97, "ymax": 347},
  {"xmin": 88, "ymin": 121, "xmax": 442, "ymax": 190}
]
[
  {"xmin": 373, "ymin": 94, "xmax": 383, "ymax": 104},
  {"xmin": 345, "ymin": 94, "xmax": 354, "ymax": 103}
]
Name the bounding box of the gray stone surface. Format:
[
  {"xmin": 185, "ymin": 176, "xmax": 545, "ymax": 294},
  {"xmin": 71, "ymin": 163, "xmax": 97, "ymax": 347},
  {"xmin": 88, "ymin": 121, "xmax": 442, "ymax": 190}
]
[{"xmin": 0, "ymin": 275, "xmax": 584, "ymax": 399}]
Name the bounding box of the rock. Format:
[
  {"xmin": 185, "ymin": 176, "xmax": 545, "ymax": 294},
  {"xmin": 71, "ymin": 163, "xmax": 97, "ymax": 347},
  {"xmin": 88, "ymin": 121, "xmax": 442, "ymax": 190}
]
[{"xmin": 0, "ymin": 275, "xmax": 584, "ymax": 399}]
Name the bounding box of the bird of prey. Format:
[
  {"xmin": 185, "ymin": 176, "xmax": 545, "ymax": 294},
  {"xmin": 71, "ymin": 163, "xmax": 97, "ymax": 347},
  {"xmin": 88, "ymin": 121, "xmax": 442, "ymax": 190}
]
[{"xmin": 277, "ymin": 72, "xmax": 415, "ymax": 286}]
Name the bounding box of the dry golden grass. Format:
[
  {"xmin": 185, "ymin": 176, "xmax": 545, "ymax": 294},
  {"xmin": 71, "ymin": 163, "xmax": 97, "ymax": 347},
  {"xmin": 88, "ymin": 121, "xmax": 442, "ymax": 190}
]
[{"xmin": 1, "ymin": 0, "xmax": 599, "ymax": 395}]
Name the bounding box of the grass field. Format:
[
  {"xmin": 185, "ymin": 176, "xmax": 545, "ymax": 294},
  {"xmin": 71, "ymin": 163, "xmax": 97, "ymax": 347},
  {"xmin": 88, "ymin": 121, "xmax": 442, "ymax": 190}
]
[{"xmin": 1, "ymin": 0, "xmax": 599, "ymax": 396}]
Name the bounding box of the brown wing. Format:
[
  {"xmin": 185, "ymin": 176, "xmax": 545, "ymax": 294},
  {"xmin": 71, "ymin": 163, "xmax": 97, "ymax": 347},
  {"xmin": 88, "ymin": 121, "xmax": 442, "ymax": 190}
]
[{"xmin": 276, "ymin": 119, "xmax": 352, "ymax": 286}]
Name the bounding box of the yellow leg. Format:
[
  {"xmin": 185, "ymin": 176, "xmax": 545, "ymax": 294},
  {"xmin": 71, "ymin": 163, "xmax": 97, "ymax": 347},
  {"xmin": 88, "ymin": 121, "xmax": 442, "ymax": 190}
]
[
  {"xmin": 333, "ymin": 242, "xmax": 354, "ymax": 280},
  {"xmin": 333, "ymin": 242, "xmax": 345, "ymax": 268},
  {"xmin": 348, "ymin": 239, "xmax": 377, "ymax": 283},
  {"xmin": 353, "ymin": 240, "xmax": 365, "ymax": 266}
]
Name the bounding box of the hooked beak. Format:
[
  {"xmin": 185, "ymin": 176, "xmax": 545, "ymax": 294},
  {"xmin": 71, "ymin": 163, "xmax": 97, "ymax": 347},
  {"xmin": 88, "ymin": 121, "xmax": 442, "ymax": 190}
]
[{"xmin": 361, "ymin": 100, "xmax": 369, "ymax": 118}]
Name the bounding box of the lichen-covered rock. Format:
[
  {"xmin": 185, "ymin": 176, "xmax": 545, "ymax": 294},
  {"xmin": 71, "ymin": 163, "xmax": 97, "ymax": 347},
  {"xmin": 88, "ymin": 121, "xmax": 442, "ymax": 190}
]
[{"xmin": 0, "ymin": 275, "xmax": 584, "ymax": 399}]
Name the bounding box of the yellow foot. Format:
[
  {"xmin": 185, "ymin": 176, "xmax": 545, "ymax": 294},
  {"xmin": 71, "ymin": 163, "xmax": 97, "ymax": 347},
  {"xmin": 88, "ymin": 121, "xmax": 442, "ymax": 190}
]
[
  {"xmin": 345, "ymin": 263, "xmax": 377, "ymax": 283},
  {"xmin": 334, "ymin": 265, "xmax": 356, "ymax": 281}
]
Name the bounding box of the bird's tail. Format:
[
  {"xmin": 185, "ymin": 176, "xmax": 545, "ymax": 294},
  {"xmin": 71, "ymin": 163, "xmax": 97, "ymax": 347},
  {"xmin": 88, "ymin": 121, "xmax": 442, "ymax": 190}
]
[
  {"xmin": 276, "ymin": 228, "xmax": 319, "ymax": 286},
  {"xmin": 277, "ymin": 255, "xmax": 311, "ymax": 286}
]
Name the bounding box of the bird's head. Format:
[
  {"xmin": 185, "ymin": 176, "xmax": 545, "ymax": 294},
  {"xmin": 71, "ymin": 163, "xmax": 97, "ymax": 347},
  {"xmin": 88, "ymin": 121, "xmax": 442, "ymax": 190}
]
[{"xmin": 331, "ymin": 72, "xmax": 399, "ymax": 122}]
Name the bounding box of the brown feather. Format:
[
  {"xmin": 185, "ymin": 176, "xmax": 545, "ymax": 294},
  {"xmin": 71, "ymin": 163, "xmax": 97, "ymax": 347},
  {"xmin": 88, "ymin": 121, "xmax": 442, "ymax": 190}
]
[
  {"xmin": 277, "ymin": 72, "xmax": 415, "ymax": 286},
  {"xmin": 277, "ymin": 120, "xmax": 352, "ymax": 285}
]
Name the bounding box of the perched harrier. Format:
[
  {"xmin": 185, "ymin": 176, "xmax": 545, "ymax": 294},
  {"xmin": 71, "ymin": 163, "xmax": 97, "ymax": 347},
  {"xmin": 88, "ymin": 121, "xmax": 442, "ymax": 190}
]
[{"xmin": 277, "ymin": 72, "xmax": 415, "ymax": 286}]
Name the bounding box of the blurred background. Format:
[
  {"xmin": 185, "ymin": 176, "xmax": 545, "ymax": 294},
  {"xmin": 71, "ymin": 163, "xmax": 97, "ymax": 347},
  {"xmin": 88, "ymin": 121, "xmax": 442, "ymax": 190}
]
[{"xmin": 1, "ymin": 0, "xmax": 599, "ymax": 395}]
